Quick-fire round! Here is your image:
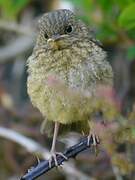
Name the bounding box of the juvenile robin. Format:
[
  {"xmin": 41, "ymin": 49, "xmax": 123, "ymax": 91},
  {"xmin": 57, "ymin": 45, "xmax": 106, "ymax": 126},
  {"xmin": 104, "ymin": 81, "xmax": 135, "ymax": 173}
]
[{"xmin": 27, "ymin": 9, "xmax": 113, "ymax": 167}]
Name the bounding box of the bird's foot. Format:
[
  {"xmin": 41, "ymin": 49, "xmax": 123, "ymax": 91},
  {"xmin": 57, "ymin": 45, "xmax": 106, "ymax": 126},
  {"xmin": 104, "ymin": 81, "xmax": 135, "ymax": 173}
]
[
  {"xmin": 87, "ymin": 134, "xmax": 100, "ymax": 155},
  {"xmin": 48, "ymin": 152, "xmax": 68, "ymax": 168}
]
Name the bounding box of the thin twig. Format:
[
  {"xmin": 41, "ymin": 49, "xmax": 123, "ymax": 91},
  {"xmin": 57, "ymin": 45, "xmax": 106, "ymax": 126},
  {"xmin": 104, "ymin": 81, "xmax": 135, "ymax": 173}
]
[
  {"xmin": 0, "ymin": 127, "xmax": 48, "ymax": 155},
  {"xmin": 21, "ymin": 136, "xmax": 98, "ymax": 180},
  {"xmin": 0, "ymin": 20, "xmax": 34, "ymax": 35},
  {"xmin": 0, "ymin": 36, "xmax": 34, "ymax": 63},
  {"xmin": 0, "ymin": 19, "xmax": 37, "ymax": 63},
  {"xmin": 0, "ymin": 127, "xmax": 95, "ymax": 180}
]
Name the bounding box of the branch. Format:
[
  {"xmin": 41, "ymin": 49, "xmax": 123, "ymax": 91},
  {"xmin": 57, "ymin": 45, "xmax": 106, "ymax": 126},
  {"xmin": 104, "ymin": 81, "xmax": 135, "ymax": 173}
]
[
  {"xmin": 0, "ymin": 20, "xmax": 34, "ymax": 35},
  {"xmin": 0, "ymin": 127, "xmax": 49, "ymax": 155},
  {"xmin": 0, "ymin": 20, "xmax": 36, "ymax": 63},
  {"xmin": 0, "ymin": 36, "xmax": 34, "ymax": 63},
  {"xmin": 0, "ymin": 127, "xmax": 94, "ymax": 180},
  {"xmin": 21, "ymin": 136, "xmax": 99, "ymax": 180}
]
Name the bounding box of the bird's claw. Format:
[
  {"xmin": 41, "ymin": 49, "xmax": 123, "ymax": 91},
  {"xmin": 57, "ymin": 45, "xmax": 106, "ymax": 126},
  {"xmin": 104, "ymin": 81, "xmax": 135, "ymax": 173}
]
[
  {"xmin": 87, "ymin": 134, "xmax": 100, "ymax": 146},
  {"xmin": 48, "ymin": 152, "xmax": 68, "ymax": 168},
  {"xmin": 87, "ymin": 134, "xmax": 100, "ymax": 155}
]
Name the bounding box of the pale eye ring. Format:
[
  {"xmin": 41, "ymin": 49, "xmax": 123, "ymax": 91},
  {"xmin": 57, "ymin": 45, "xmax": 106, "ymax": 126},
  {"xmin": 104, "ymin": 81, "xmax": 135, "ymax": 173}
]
[{"xmin": 65, "ymin": 25, "xmax": 73, "ymax": 34}]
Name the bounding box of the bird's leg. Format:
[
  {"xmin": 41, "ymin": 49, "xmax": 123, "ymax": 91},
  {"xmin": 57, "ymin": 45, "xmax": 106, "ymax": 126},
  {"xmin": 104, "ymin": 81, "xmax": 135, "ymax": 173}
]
[
  {"xmin": 87, "ymin": 121, "xmax": 100, "ymax": 154},
  {"xmin": 50, "ymin": 122, "xmax": 59, "ymax": 153},
  {"xmin": 87, "ymin": 133, "xmax": 100, "ymax": 146},
  {"xmin": 49, "ymin": 122, "xmax": 67, "ymax": 168}
]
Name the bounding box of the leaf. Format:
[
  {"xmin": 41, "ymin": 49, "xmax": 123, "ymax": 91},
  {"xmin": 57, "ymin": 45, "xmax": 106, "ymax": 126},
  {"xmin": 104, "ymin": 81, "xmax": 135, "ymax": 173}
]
[
  {"xmin": 127, "ymin": 46, "xmax": 135, "ymax": 60},
  {"xmin": 97, "ymin": 23, "xmax": 117, "ymax": 42},
  {"xmin": 98, "ymin": 0, "xmax": 114, "ymax": 12},
  {"xmin": 118, "ymin": 3, "xmax": 135, "ymax": 30},
  {"xmin": 11, "ymin": 0, "xmax": 30, "ymax": 16},
  {"xmin": 114, "ymin": 0, "xmax": 134, "ymax": 9},
  {"xmin": 66, "ymin": 0, "xmax": 92, "ymax": 11},
  {"xmin": 127, "ymin": 29, "xmax": 135, "ymax": 39},
  {"xmin": 0, "ymin": 0, "xmax": 30, "ymax": 19}
]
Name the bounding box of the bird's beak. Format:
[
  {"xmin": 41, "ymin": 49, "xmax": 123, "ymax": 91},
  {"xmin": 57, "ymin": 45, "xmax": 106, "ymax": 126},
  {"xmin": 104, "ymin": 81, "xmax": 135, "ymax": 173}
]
[
  {"xmin": 48, "ymin": 34, "xmax": 68, "ymax": 41},
  {"xmin": 49, "ymin": 35, "xmax": 62, "ymax": 41},
  {"xmin": 47, "ymin": 34, "xmax": 68, "ymax": 50}
]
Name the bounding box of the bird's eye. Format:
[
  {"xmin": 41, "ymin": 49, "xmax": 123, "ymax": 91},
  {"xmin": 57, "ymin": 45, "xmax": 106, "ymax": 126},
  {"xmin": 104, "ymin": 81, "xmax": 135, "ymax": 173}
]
[
  {"xmin": 44, "ymin": 33, "xmax": 49, "ymax": 39},
  {"xmin": 65, "ymin": 25, "xmax": 73, "ymax": 34}
]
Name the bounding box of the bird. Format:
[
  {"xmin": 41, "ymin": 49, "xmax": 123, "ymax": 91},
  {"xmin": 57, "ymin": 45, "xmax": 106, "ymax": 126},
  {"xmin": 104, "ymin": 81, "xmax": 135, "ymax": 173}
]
[{"xmin": 27, "ymin": 9, "xmax": 113, "ymax": 167}]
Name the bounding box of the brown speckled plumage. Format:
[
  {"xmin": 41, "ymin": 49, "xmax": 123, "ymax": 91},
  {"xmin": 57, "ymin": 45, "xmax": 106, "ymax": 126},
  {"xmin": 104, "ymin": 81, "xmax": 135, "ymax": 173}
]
[{"xmin": 27, "ymin": 9, "xmax": 113, "ymax": 136}]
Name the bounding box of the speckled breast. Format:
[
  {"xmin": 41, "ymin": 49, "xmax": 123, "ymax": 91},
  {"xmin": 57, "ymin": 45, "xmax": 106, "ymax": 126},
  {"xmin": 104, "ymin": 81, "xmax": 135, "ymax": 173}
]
[{"xmin": 27, "ymin": 41, "xmax": 113, "ymax": 124}]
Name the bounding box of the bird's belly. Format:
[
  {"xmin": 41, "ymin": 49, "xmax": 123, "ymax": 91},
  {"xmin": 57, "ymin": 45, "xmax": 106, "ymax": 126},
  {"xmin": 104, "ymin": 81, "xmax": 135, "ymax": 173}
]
[
  {"xmin": 68, "ymin": 61, "xmax": 98, "ymax": 93},
  {"xmin": 27, "ymin": 72, "xmax": 93, "ymax": 125},
  {"xmin": 27, "ymin": 54, "xmax": 101, "ymax": 125}
]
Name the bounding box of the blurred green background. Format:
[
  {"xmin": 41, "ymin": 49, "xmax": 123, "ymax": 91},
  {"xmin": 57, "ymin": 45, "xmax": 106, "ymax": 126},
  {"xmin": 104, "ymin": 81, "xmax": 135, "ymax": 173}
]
[{"xmin": 0, "ymin": 0, "xmax": 135, "ymax": 179}]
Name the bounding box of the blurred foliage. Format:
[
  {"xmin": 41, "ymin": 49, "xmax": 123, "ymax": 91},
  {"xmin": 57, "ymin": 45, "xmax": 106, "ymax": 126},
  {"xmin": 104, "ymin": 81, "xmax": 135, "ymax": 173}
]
[
  {"xmin": 118, "ymin": 3, "xmax": 135, "ymax": 30},
  {"xmin": 0, "ymin": 0, "xmax": 30, "ymax": 19},
  {"xmin": 67, "ymin": 0, "xmax": 135, "ymax": 60},
  {"xmin": 127, "ymin": 46, "xmax": 135, "ymax": 61}
]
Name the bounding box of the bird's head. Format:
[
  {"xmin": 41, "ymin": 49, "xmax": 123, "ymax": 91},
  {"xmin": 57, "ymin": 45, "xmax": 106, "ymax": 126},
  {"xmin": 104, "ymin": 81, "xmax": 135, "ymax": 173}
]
[{"xmin": 36, "ymin": 9, "xmax": 89, "ymax": 50}]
